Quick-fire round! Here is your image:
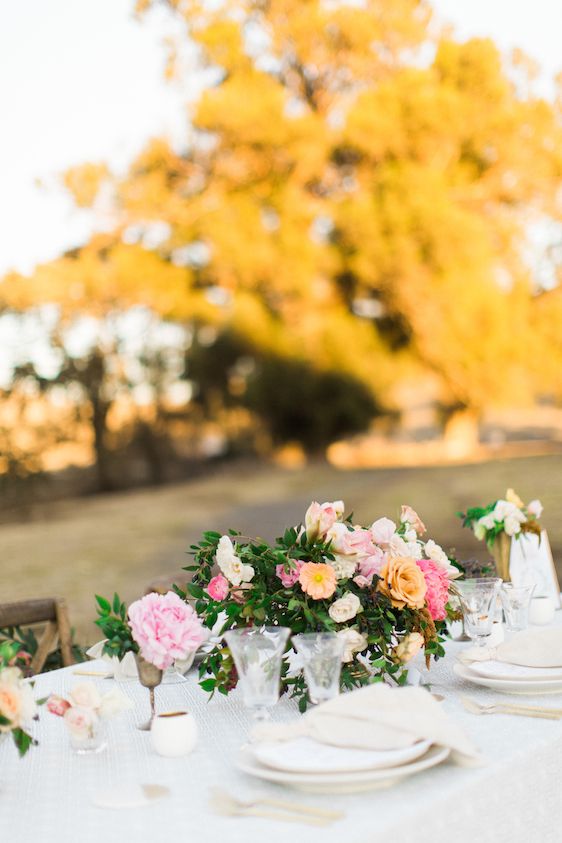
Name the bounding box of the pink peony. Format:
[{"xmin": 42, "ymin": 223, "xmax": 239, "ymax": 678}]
[
  {"xmin": 353, "ymin": 575, "xmax": 371, "ymax": 589},
  {"xmin": 128, "ymin": 591, "xmax": 207, "ymax": 671},
  {"xmin": 416, "ymin": 558, "xmax": 449, "ymax": 621},
  {"xmin": 207, "ymin": 574, "xmax": 229, "ymax": 601},
  {"xmin": 47, "ymin": 695, "xmax": 71, "ymax": 717},
  {"xmin": 276, "ymin": 560, "xmax": 304, "ymax": 587}
]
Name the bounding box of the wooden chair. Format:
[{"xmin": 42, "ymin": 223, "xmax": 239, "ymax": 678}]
[{"xmin": 0, "ymin": 598, "xmax": 74, "ymax": 674}]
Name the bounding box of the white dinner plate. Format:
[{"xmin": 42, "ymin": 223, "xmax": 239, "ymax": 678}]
[
  {"xmin": 454, "ymin": 661, "xmax": 562, "ymax": 695},
  {"xmin": 469, "ymin": 661, "xmax": 562, "ymax": 682},
  {"xmin": 236, "ymin": 744, "xmax": 450, "ymax": 793},
  {"xmin": 252, "ymin": 737, "xmax": 432, "ymax": 774}
]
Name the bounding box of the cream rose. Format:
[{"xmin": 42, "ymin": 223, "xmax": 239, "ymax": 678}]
[
  {"xmin": 68, "ymin": 682, "xmax": 102, "ymax": 711},
  {"xmin": 377, "ymin": 556, "xmax": 427, "ymax": 609},
  {"xmin": 337, "ymin": 628, "xmax": 368, "ymax": 663},
  {"xmin": 424, "ymin": 539, "xmax": 461, "ymax": 580},
  {"xmin": 392, "ymin": 632, "xmax": 425, "ymax": 664},
  {"xmin": 328, "ymin": 592, "xmax": 361, "ymax": 623}
]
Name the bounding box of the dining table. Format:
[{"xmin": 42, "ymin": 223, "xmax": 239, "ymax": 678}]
[{"xmin": 2, "ymin": 613, "xmax": 562, "ymax": 843}]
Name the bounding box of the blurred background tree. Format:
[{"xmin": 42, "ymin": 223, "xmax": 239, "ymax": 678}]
[{"xmin": 1, "ymin": 0, "xmax": 562, "ymax": 493}]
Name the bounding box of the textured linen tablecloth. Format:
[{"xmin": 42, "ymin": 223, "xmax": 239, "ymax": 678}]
[{"xmin": 3, "ymin": 618, "xmax": 562, "ymax": 843}]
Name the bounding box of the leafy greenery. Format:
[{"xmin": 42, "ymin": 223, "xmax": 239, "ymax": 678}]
[
  {"xmin": 177, "ymin": 526, "xmax": 447, "ymax": 710},
  {"xmin": 94, "ymin": 593, "xmax": 137, "ymax": 660}
]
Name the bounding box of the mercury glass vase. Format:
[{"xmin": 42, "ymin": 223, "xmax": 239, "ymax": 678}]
[{"xmin": 135, "ymin": 654, "xmax": 163, "ymax": 731}]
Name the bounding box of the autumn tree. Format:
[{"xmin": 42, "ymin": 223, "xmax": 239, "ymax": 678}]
[{"xmin": 3, "ymin": 0, "xmax": 562, "ymax": 458}]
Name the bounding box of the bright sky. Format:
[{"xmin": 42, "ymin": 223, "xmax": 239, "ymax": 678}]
[{"xmin": 0, "ymin": 0, "xmax": 561, "ymax": 278}]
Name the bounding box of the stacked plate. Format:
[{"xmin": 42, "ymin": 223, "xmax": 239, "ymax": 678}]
[
  {"xmin": 236, "ymin": 736, "xmax": 449, "ymax": 793},
  {"xmin": 454, "ymin": 660, "xmax": 562, "ymax": 694}
]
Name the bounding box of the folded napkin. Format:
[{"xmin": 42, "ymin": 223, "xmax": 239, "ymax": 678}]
[
  {"xmin": 85, "ymin": 641, "xmax": 195, "ymax": 680},
  {"xmin": 458, "ymin": 627, "xmax": 562, "ymax": 669},
  {"xmin": 252, "ymin": 684, "xmax": 480, "ymax": 766}
]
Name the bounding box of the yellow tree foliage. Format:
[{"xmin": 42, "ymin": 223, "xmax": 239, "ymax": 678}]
[{"xmin": 3, "ymin": 0, "xmax": 562, "ymax": 417}]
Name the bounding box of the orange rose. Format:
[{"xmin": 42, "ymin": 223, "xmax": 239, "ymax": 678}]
[{"xmin": 377, "ymin": 556, "xmax": 427, "ymax": 609}]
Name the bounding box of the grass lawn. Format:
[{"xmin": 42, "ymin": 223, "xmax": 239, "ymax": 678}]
[{"xmin": 2, "ymin": 454, "xmax": 561, "ymax": 644}]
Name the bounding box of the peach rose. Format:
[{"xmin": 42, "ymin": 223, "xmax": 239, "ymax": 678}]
[
  {"xmin": 0, "ymin": 685, "xmax": 22, "ymax": 729},
  {"xmin": 377, "ymin": 556, "xmax": 427, "ymax": 609}
]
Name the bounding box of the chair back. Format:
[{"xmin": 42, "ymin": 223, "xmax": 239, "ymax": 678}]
[{"xmin": 0, "ymin": 598, "xmax": 74, "ymax": 673}]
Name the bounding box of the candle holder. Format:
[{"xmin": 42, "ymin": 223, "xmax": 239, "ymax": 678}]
[{"xmin": 135, "ymin": 654, "xmax": 163, "ymax": 731}]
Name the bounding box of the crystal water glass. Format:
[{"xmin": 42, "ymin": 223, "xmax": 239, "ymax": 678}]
[
  {"xmin": 224, "ymin": 626, "xmax": 290, "ymax": 721},
  {"xmin": 500, "ymin": 583, "xmax": 535, "ymax": 631},
  {"xmin": 456, "ymin": 578, "xmax": 502, "ymax": 647},
  {"xmin": 293, "ymin": 632, "xmax": 344, "ymax": 704}
]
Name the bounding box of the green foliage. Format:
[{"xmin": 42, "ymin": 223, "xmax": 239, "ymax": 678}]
[{"xmin": 94, "ymin": 593, "xmax": 137, "ymax": 660}]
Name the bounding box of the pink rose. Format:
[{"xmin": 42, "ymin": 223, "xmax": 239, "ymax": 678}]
[
  {"xmin": 207, "ymin": 574, "xmax": 229, "ymax": 601},
  {"xmin": 353, "ymin": 575, "xmax": 371, "ymax": 589},
  {"xmin": 276, "ymin": 560, "xmax": 304, "ymax": 587},
  {"xmin": 527, "ymin": 499, "xmax": 543, "ymax": 519},
  {"xmin": 128, "ymin": 591, "xmax": 207, "ymax": 671},
  {"xmin": 370, "ymin": 517, "xmax": 396, "ymax": 546},
  {"xmin": 64, "ymin": 705, "xmax": 97, "ymax": 738},
  {"xmin": 305, "ymin": 500, "xmax": 344, "ymax": 541},
  {"xmin": 47, "ymin": 694, "xmax": 71, "ymax": 717},
  {"xmin": 416, "ymin": 558, "xmax": 449, "ymax": 621}
]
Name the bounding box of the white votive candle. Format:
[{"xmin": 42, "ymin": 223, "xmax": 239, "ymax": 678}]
[
  {"xmin": 529, "ymin": 596, "xmax": 555, "ymax": 626},
  {"xmin": 151, "ymin": 711, "xmax": 198, "ymax": 757}
]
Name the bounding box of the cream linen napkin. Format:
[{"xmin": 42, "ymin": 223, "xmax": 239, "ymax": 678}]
[
  {"xmin": 85, "ymin": 642, "xmax": 138, "ymax": 680},
  {"xmin": 252, "ymin": 684, "xmax": 480, "ymax": 766},
  {"xmin": 458, "ymin": 627, "xmax": 562, "ymax": 669}
]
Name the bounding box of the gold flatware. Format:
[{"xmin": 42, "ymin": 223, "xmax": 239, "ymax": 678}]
[
  {"xmin": 72, "ymin": 669, "xmax": 111, "ymax": 678},
  {"xmin": 210, "ymin": 788, "xmax": 343, "ymax": 826},
  {"xmin": 460, "ymin": 696, "xmax": 562, "ymax": 720}
]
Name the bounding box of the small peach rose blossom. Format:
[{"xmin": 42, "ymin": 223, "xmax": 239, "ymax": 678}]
[
  {"xmin": 298, "ymin": 562, "xmax": 337, "ymax": 600},
  {"xmin": 0, "ymin": 686, "xmax": 22, "ymax": 728}
]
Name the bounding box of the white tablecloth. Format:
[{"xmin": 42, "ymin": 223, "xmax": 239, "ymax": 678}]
[{"xmin": 2, "ymin": 621, "xmax": 562, "ymax": 843}]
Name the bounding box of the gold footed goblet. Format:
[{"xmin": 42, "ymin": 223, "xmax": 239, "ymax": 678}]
[{"xmin": 135, "ymin": 653, "xmax": 163, "ymax": 731}]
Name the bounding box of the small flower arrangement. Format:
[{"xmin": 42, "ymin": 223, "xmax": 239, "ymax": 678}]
[
  {"xmin": 459, "ymin": 489, "xmax": 543, "ymax": 546},
  {"xmin": 47, "ymin": 682, "xmax": 133, "ymax": 744},
  {"xmin": 178, "ymin": 500, "xmax": 461, "ymax": 710},
  {"xmin": 0, "ymin": 641, "xmax": 41, "ymax": 756},
  {"xmin": 94, "ymin": 590, "xmax": 207, "ymax": 671}
]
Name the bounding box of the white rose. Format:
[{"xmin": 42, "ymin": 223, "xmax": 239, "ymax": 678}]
[
  {"xmin": 98, "ymin": 688, "xmax": 134, "ymax": 719},
  {"xmin": 527, "ymin": 499, "xmax": 543, "ymax": 518},
  {"xmin": 19, "ymin": 683, "xmax": 38, "ymax": 723},
  {"xmin": 404, "ymin": 529, "xmax": 417, "ymax": 543},
  {"xmin": 328, "ymin": 592, "xmax": 361, "ymax": 623},
  {"xmin": 424, "ymin": 539, "xmax": 461, "ymax": 580},
  {"xmin": 473, "ymin": 523, "xmax": 486, "ymax": 541},
  {"xmin": 478, "ymin": 514, "xmax": 496, "ymax": 530},
  {"xmin": 327, "ymin": 555, "xmax": 357, "ymax": 580},
  {"xmin": 68, "ymin": 682, "xmax": 102, "ymax": 711},
  {"xmin": 337, "ymin": 628, "xmax": 368, "ymax": 663},
  {"xmin": 370, "ymin": 517, "xmax": 396, "ymax": 545},
  {"xmin": 388, "ymin": 534, "xmax": 411, "ymax": 558},
  {"xmin": 504, "ymin": 515, "xmax": 522, "ymax": 537}
]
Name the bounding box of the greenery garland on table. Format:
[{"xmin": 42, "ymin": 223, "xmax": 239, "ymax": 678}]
[{"xmin": 174, "ymin": 500, "xmax": 462, "ymax": 711}]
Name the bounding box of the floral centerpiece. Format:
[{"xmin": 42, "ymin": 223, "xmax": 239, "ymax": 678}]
[
  {"xmin": 47, "ymin": 682, "xmax": 132, "ymax": 749},
  {"xmin": 178, "ymin": 501, "xmax": 461, "ymax": 710},
  {"xmin": 0, "ymin": 641, "xmax": 41, "ymax": 756},
  {"xmin": 459, "ymin": 489, "xmax": 543, "ymax": 580}
]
